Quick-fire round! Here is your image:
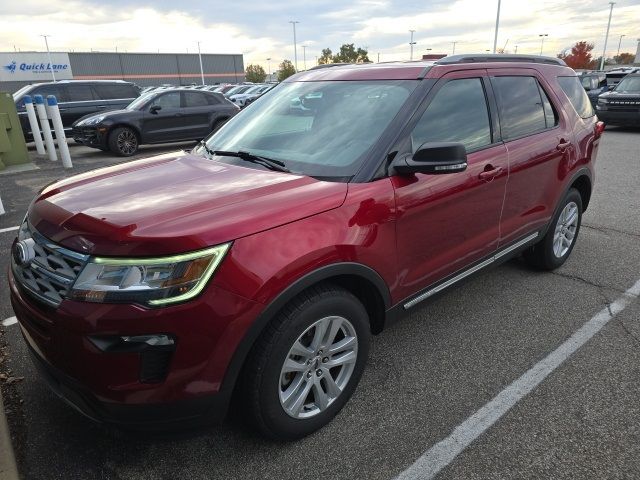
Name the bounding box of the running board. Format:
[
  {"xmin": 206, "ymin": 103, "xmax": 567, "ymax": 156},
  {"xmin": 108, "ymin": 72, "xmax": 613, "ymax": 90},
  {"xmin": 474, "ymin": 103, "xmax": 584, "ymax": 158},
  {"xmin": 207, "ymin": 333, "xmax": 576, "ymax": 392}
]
[{"xmin": 403, "ymin": 232, "xmax": 539, "ymax": 310}]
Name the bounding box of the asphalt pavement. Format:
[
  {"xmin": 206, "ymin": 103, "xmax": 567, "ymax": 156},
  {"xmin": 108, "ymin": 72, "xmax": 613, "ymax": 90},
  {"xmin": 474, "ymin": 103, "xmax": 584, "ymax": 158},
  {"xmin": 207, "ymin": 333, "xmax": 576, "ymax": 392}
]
[{"xmin": 0, "ymin": 129, "xmax": 639, "ymax": 480}]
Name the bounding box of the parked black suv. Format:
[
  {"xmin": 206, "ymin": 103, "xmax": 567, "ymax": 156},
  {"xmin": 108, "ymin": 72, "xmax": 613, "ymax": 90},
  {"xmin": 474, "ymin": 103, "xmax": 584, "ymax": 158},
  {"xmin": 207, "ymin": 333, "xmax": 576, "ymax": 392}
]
[
  {"xmin": 596, "ymin": 73, "xmax": 640, "ymax": 126},
  {"xmin": 580, "ymin": 72, "xmax": 607, "ymax": 108},
  {"xmin": 13, "ymin": 80, "xmax": 140, "ymax": 139},
  {"xmin": 72, "ymin": 88, "xmax": 239, "ymax": 155}
]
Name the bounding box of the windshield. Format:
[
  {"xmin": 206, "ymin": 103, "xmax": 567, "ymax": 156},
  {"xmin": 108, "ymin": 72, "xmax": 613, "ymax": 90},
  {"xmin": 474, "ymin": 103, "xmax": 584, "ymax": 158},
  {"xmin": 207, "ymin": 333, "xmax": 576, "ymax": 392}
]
[
  {"xmin": 12, "ymin": 85, "xmax": 34, "ymax": 102},
  {"xmin": 197, "ymin": 80, "xmax": 416, "ymax": 178},
  {"xmin": 614, "ymin": 76, "xmax": 640, "ymax": 93},
  {"xmin": 126, "ymin": 92, "xmax": 156, "ymax": 110}
]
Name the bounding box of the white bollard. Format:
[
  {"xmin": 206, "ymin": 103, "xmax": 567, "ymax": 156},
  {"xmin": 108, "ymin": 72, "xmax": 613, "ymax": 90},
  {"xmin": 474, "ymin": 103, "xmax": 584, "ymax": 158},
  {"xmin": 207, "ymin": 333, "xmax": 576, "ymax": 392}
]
[
  {"xmin": 23, "ymin": 95, "xmax": 46, "ymax": 155},
  {"xmin": 34, "ymin": 95, "xmax": 57, "ymax": 162},
  {"xmin": 46, "ymin": 96, "xmax": 72, "ymax": 169},
  {"xmin": 0, "ymin": 194, "xmax": 4, "ymax": 216}
]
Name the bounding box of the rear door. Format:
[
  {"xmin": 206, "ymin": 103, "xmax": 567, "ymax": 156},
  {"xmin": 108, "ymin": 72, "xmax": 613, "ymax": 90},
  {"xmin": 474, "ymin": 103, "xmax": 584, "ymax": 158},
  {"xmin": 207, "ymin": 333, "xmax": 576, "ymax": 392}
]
[
  {"xmin": 489, "ymin": 70, "xmax": 575, "ymax": 247},
  {"xmin": 392, "ymin": 70, "xmax": 509, "ymax": 300},
  {"xmin": 92, "ymin": 83, "xmax": 139, "ymax": 111},
  {"xmin": 141, "ymin": 91, "xmax": 183, "ymax": 142},
  {"xmin": 64, "ymin": 84, "xmax": 98, "ymax": 126},
  {"xmin": 181, "ymin": 91, "xmax": 216, "ymax": 139}
]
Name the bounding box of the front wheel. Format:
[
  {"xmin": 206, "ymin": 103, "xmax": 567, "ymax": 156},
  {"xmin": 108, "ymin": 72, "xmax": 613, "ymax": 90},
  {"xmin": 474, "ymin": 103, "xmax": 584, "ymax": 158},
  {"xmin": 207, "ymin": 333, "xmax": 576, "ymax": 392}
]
[
  {"xmin": 524, "ymin": 188, "xmax": 582, "ymax": 270},
  {"xmin": 241, "ymin": 284, "xmax": 370, "ymax": 440},
  {"xmin": 108, "ymin": 127, "xmax": 139, "ymax": 156}
]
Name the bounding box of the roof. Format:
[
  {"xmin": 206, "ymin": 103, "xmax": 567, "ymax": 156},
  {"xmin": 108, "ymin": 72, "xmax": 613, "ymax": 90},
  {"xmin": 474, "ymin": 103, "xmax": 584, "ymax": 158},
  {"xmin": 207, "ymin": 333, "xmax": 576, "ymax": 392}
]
[{"xmin": 289, "ymin": 54, "xmax": 570, "ymax": 82}]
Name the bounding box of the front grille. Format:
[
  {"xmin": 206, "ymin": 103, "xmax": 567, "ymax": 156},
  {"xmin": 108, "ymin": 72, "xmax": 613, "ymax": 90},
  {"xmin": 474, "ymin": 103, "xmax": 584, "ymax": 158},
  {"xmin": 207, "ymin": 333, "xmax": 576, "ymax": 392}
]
[{"xmin": 12, "ymin": 223, "xmax": 89, "ymax": 308}]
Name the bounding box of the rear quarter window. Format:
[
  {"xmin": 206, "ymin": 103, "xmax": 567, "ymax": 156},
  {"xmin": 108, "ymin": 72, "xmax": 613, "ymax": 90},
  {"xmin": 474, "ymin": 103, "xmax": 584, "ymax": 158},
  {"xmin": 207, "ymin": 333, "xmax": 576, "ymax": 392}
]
[{"xmin": 558, "ymin": 76, "xmax": 595, "ymax": 119}]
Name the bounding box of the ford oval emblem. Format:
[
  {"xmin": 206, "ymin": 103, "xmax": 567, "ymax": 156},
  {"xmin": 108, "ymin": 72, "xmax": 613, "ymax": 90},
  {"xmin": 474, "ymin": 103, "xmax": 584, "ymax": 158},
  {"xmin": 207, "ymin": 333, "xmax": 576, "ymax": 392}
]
[{"xmin": 13, "ymin": 239, "xmax": 36, "ymax": 266}]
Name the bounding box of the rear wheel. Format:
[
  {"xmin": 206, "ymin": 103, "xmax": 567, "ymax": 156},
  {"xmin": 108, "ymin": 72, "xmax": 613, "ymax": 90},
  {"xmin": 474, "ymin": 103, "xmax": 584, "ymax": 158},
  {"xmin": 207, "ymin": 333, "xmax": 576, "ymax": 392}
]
[
  {"xmin": 241, "ymin": 284, "xmax": 370, "ymax": 440},
  {"xmin": 524, "ymin": 188, "xmax": 582, "ymax": 270},
  {"xmin": 108, "ymin": 127, "xmax": 139, "ymax": 156}
]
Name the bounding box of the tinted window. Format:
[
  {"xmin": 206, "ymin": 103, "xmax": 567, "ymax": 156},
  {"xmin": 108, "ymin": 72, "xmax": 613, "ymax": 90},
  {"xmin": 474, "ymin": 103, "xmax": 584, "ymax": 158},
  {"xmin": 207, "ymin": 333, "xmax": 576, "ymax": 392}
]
[
  {"xmin": 93, "ymin": 84, "xmax": 138, "ymax": 100},
  {"xmin": 557, "ymin": 76, "xmax": 595, "ymax": 118},
  {"xmin": 149, "ymin": 92, "xmax": 180, "ymax": 109},
  {"xmin": 614, "ymin": 76, "xmax": 640, "ymax": 93},
  {"xmin": 32, "ymin": 85, "xmax": 68, "ymax": 102},
  {"xmin": 411, "ymin": 78, "xmax": 491, "ymax": 152},
  {"xmin": 184, "ymin": 91, "xmax": 209, "ymax": 107},
  {"xmin": 492, "ymin": 76, "xmax": 547, "ymax": 139},
  {"xmin": 538, "ymin": 83, "xmax": 558, "ymax": 129},
  {"xmin": 67, "ymin": 85, "xmax": 95, "ymax": 102}
]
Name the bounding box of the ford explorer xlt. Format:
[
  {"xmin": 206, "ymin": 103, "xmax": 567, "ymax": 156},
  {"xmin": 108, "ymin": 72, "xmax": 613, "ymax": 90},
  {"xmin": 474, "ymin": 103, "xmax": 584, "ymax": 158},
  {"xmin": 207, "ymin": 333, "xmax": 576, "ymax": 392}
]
[{"xmin": 9, "ymin": 55, "xmax": 603, "ymax": 440}]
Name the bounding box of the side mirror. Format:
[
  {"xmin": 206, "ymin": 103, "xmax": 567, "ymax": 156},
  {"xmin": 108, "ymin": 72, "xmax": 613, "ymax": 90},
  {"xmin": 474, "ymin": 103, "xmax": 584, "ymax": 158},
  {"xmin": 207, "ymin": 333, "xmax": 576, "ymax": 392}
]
[
  {"xmin": 392, "ymin": 142, "xmax": 468, "ymax": 175},
  {"xmin": 150, "ymin": 105, "xmax": 162, "ymax": 114}
]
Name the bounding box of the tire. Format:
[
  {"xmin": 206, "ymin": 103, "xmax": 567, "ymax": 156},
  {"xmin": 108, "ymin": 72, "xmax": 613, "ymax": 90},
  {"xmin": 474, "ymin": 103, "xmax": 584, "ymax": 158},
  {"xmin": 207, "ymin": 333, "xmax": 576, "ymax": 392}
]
[
  {"xmin": 241, "ymin": 284, "xmax": 370, "ymax": 440},
  {"xmin": 524, "ymin": 188, "xmax": 583, "ymax": 270},
  {"xmin": 108, "ymin": 127, "xmax": 139, "ymax": 156}
]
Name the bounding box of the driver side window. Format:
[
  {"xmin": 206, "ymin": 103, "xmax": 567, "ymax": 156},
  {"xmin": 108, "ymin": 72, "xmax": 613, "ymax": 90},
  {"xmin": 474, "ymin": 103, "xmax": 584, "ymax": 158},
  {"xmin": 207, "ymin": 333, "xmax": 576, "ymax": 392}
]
[
  {"xmin": 411, "ymin": 78, "xmax": 492, "ymax": 153},
  {"xmin": 149, "ymin": 92, "xmax": 180, "ymax": 109}
]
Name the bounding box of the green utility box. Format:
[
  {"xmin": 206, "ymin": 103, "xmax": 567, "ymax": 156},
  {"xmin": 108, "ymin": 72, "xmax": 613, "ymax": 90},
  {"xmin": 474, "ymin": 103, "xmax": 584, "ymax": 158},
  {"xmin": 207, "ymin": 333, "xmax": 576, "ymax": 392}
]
[{"xmin": 0, "ymin": 92, "xmax": 30, "ymax": 171}]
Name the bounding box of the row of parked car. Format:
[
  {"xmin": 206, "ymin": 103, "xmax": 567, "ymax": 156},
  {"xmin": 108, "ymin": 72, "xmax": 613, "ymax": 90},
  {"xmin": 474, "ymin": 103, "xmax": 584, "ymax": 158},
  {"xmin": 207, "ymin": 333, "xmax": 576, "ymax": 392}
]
[
  {"xmin": 12, "ymin": 79, "xmax": 278, "ymax": 156},
  {"xmin": 141, "ymin": 82, "xmax": 276, "ymax": 107},
  {"xmin": 579, "ymin": 67, "xmax": 640, "ymax": 127}
]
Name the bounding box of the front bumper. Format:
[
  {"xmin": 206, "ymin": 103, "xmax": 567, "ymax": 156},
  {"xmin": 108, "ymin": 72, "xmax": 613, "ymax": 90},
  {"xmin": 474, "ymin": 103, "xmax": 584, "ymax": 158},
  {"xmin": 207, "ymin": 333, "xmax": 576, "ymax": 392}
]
[
  {"xmin": 595, "ymin": 109, "xmax": 640, "ymax": 126},
  {"xmin": 9, "ymin": 268, "xmax": 264, "ymax": 429},
  {"xmin": 71, "ymin": 126, "xmax": 108, "ymax": 148}
]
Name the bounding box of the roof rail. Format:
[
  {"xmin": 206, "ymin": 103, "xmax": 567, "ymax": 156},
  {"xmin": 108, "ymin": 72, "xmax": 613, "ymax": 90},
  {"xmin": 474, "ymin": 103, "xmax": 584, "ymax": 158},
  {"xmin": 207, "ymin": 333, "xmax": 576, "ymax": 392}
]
[
  {"xmin": 436, "ymin": 54, "xmax": 566, "ymax": 66},
  {"xmin": 307, "ymin": 63, "xmax": 354, "ymax": 70}
]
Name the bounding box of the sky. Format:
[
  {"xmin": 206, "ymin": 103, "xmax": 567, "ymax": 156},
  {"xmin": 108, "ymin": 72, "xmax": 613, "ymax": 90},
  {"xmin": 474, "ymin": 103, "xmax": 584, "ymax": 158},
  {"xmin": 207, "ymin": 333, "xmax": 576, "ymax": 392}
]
[{"xmin": 1, "ymin": 0, "xmax": 639, "ymax": 70}]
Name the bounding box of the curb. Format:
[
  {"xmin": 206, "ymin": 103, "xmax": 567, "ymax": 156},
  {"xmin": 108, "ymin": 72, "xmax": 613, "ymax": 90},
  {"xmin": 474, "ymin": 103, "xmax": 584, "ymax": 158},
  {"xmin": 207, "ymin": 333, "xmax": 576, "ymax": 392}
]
[{"xmin": 0, "ymin": 389, "xmax": 18, "ymax": 480}]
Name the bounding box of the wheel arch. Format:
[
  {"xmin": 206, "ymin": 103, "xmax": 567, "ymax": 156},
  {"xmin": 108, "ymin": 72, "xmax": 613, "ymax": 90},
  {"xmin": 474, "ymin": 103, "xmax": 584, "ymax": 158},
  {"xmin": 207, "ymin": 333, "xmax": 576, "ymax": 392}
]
[
  {"xmin": 570, "ymin": 173, "xmax": 592, "ymax": 212},
  {"xmin": 217, "ymin": 262, "xmax": 391, "ymax": 411},
  {"xmin": 107, "ymin": 123, "xmax": 141, "ymax": 142}
]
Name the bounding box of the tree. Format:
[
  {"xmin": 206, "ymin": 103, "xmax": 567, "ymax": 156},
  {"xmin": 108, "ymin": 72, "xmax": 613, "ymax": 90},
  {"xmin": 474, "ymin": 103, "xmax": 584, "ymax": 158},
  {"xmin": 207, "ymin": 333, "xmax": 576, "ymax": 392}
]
[
  {"xmin": 318, "ymin": 48, "xmax": 333, "ymax": 65},
  {"xmin": 277, "ymin": 60, "xmax": 296, "ymax": 81},
  {"xmin": 558, "ymin": 41, "xmax": 594, "ymax": 70},
  {"xmin": 245, "ymin": 64, "xmax": 267, "ymax": 83},
  {"xmin": 332, "ymin": 43, "xmax": 370, "ymax": 63},
  {"xmin": 614, "ymin": 52, "xmax": 635, "ymax": 65}
]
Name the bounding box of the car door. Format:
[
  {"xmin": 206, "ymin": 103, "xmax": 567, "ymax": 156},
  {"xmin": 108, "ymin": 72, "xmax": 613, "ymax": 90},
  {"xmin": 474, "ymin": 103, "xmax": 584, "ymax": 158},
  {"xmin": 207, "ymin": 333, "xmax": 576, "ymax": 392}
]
[
  {"xmin": 64, "ymin": 84, "xmax": 98, "ymax": 127},
  {"xmin": 392, "ymin": 71, "xmax": 509, "ymax": 300},
  {"xmin": 181, "ymin": 91, "xmax": 215, "ymax": 139},
  {"xmin": 141, "ymin": 91, "xmax": 183, "ymax": 142},
  {"xmin": 489, "ymin": 70, "xmax": 575, "ymax": 247}
]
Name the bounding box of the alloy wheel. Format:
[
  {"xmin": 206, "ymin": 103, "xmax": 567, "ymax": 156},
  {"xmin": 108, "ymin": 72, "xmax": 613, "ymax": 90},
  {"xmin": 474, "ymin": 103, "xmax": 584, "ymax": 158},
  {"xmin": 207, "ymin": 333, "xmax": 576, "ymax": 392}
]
[{"xmin": 553, "ymin": 201, "xmax": 579, "ymax": 258}]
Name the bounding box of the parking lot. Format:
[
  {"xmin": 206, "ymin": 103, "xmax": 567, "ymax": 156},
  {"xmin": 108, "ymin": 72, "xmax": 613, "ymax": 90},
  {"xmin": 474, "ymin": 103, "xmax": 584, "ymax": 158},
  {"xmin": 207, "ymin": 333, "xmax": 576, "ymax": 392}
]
[{"xmin": 1, "ymin": 128, "xmax": 639, "ymax": 479}]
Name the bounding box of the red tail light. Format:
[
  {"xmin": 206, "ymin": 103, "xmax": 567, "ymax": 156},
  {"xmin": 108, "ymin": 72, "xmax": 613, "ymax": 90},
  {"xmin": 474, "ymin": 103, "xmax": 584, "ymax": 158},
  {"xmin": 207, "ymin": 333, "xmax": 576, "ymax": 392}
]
[{"xmin": 595, "ymin": 121, "xmax": 605, "ymax": 138}]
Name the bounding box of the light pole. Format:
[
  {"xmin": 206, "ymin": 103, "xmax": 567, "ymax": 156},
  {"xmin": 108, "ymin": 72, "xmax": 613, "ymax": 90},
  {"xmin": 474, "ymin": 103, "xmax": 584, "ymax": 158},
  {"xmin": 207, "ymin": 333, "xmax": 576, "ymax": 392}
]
[
  {"xmin": 600, "ymin": 2, "xmax": 615, "ymax": 70},
  {"xmin": 514, "ymin": 45, "xmax": 518, "ymax": 54},
  {"xmin": 539, "ymin": 34, "xmax": 548, "ymax": 55},
  {"xmin": 452, "ymin": 41, "xmax": 457, "ymax": 55},
  {"xmin": 409, "ymin": 30, "xmax": 416, "ymax": 60},
  {"xmin": 302, "ymin": 45, "xmax": 307, "ymax": 70},
  {"xmin": 266, "ymin": 58, "xmax": 272, "ymax": 81},
  {"xmin": 493, "ymin": 0, "xmax": 502, "ymax": 53},
  {"xmin": 197, "ymin": 41, "xmax": 205, "ymax": 85},
  {"xmin": 40, "ymin": 34, "xmax": 55, "ymax": 81},
  {"xmin": 377, "ymin": 52, "xmax": 380, "ymax": 63},
  {"xmin": 289, "ymin": 21, "xmax": 299, "ymax": 71},
  {"xmin": 616, "ymin": 34, "xmax": 625, "ymax": 58}
]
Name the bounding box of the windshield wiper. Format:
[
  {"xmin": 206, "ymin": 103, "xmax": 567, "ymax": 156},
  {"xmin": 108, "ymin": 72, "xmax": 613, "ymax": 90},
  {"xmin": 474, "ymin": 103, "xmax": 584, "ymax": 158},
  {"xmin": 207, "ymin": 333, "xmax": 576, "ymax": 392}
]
[
  {"xmin": 197, "ymin": 140, "xmax": 216, "ymax": 158},
  {"xmin": 212, "ymin": 150, "xmax": 290, "ymax": 173}
]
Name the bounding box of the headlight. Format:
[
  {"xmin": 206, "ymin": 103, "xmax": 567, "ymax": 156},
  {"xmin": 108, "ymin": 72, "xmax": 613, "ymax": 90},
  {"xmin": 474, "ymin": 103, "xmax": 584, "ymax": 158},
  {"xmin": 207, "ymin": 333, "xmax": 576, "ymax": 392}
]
[
  {"xmin": 69, "ymin": 243, "xmax": 230, "ymax": 306},
  {"xmin": 597, "ymin": 98, "xmax": 609, "ymax": 105},
  {"xmin": 77, "ymin": 115, "xmax": 106, "ymax": 126}
]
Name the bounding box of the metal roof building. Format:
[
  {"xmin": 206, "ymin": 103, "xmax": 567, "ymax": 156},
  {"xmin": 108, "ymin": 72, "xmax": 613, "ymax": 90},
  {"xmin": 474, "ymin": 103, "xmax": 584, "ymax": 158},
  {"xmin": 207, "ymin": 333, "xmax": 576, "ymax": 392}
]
[{"xmin": 0, "ymin": 51, "xmax": 245, "ymax": 93}]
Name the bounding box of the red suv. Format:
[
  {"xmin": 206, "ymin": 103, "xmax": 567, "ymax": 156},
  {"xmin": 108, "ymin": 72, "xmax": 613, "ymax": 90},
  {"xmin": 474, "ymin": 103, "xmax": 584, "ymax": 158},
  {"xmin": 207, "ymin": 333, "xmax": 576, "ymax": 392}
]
[{"xmin": 9, "ymin": 55, "xmax": 603, "ymax": 440}]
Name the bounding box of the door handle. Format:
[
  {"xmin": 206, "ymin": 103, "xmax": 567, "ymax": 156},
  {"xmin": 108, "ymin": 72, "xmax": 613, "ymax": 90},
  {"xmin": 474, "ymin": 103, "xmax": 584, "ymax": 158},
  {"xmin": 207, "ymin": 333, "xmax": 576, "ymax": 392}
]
[
  {"xmin": 556, "ymin": 139, "xmax": 571, "ymax": 151},
  {"xmin": 478, "ymin": 165, "xmax": 503, "ymax": 181}
]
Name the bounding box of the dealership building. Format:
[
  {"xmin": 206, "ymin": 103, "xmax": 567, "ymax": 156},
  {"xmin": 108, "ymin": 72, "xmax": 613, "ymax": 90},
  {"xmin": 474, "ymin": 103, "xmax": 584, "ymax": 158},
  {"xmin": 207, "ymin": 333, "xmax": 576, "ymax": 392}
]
[{"xmin": 0, "ymin": 51, "xmax": 245, "ymax": 93}]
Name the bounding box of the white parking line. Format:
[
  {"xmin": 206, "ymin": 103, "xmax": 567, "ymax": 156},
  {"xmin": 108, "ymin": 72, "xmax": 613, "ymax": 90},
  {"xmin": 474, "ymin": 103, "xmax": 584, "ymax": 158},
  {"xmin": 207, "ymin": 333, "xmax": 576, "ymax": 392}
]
[
  {"xmin": 395, "ymin": 277, "xmax": 640, "ymax": 480},
  {"xmin": 0, "ymin": 226, "xmax": 19, "ymax": 234},
  {"xmin": 1, "ymin": 317, "xmax": 17, "ymax": 327}
]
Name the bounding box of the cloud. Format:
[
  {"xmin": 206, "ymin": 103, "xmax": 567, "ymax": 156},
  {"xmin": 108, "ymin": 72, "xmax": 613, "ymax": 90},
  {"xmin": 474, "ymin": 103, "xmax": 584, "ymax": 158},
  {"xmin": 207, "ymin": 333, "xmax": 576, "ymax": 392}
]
[{"xmin": 1, "ymin": 0, "xmax": 638, "ymax": 71}]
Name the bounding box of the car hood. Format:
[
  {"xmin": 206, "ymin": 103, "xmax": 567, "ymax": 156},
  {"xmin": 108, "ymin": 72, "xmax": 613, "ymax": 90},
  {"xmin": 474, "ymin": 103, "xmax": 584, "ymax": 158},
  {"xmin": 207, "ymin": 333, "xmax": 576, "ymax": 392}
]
[
  {"xmin": 29, "ymin": 151, "xmax": 348, "ymax": 256},
  {"xmin": 73, "ymin": 109, "xmax": 134, "ymax": 126},
  {"xmin": 599, "ymin": 91, "xmax": 640, "ymax": 99}
]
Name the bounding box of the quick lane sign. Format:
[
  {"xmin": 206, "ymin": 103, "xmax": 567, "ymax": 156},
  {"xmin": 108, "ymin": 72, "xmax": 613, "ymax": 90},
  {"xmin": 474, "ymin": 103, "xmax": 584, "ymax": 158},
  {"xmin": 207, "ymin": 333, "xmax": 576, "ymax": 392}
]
[{"xmin": 0, "ymin": 53, "xmax": 73, "ymax": 82}]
